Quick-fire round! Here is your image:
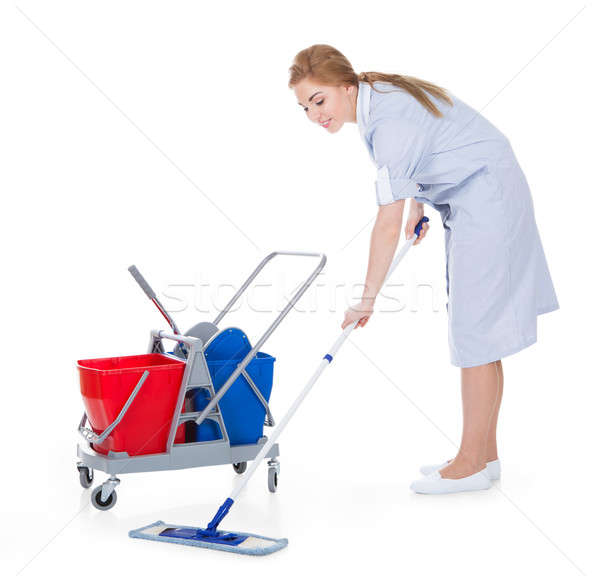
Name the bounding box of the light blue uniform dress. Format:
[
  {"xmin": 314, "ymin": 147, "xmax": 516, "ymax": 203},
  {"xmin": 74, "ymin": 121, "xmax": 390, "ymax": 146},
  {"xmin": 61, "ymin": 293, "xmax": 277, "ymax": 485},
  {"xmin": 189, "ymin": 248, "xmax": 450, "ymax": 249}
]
[{"xmin": 356, "ymin": 81, "xmax": 559, "ymax": 367}]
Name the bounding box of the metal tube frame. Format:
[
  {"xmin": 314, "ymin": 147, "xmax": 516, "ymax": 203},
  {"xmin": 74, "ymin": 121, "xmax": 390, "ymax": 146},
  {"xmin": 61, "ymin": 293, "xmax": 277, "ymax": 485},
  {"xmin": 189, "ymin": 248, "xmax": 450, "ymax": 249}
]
[
  {"xmin": 148, "ymin": 330, "xmax": 229, "ymax": 452},
  {"xmin": 194, "ymin": 251, "xmax": 327, "ymax": 426}
]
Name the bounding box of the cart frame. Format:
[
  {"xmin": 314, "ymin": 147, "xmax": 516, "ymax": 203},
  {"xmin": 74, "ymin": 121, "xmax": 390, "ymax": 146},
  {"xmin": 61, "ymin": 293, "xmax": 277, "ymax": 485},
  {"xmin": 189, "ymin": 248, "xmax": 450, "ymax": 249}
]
[{"xmin": 76, "ymin": 251, "xmax": 326, "ymax": 509}]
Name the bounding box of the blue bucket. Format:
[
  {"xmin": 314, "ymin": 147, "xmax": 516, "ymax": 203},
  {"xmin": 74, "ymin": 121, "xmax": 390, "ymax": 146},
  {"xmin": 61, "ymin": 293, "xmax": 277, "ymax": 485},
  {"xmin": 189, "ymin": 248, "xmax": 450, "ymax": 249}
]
[{"xmin": 192, "ymin": 351, "xmax": 275, "ymax": 446}]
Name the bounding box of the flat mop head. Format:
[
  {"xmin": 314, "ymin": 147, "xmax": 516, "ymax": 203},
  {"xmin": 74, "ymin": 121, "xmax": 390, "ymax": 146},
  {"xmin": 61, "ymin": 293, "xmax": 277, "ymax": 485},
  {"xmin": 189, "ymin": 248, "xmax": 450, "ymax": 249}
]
[{"xmin": 129, "ymin": 521, "xmax": 288, "ymax": 556}]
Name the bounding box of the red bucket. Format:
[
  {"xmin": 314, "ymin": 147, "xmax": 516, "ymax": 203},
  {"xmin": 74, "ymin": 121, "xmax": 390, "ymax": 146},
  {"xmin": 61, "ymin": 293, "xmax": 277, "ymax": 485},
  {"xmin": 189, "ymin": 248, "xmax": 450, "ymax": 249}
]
[{"xmin": 77, "ymin": 353, "xmax": 186, "ymax": 456}]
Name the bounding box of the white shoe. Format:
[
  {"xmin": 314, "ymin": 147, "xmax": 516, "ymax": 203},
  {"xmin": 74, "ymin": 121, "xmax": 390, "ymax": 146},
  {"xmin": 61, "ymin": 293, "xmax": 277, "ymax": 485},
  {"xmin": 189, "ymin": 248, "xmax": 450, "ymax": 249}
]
[
  {"xmin": 420, "ymin": 459, "xmax": 501, "ymax": 480},
  {"xmin": 410, "ymin": 469, "xmax": 492, "ymax": 494}
]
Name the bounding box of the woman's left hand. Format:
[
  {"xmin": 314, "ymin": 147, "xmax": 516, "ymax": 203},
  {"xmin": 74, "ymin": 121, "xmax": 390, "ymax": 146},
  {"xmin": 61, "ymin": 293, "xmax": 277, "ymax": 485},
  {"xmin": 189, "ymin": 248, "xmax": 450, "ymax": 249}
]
[
  {"xmin": 341, "ymin": 300, "xmax": 374, "ymax": 329},
  {"xmin": 405, "ymin": 203, "xmax": 430, "ymax": 245}
]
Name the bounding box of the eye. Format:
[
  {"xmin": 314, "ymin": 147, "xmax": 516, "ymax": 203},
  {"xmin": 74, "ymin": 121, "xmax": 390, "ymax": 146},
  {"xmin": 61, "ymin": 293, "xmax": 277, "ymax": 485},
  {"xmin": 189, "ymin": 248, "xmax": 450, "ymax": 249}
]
[{"xmin": 303, "ymin": 98, "xmax": 324, "ymax": 113}]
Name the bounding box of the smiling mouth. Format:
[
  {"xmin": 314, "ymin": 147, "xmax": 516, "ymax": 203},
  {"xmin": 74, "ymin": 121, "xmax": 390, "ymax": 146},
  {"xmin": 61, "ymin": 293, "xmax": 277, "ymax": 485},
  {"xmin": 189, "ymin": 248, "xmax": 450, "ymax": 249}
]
[{"xmin": 320, "ymin": 119, "xmax": 331, "ymax": 127}]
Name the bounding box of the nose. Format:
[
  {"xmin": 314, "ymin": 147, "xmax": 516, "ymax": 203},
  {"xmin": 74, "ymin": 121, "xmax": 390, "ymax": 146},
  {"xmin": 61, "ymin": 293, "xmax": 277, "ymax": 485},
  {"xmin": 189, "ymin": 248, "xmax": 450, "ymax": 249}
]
[{"xmin": 307, "ymin": 107, "xmax": 321, "ymax": 124}]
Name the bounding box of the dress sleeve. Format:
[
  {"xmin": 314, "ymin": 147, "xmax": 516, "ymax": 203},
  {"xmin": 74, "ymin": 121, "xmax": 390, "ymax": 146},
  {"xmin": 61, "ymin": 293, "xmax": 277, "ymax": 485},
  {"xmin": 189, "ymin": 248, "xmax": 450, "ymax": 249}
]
[{"xmin": 370, "ymin": 117, "xmax": 427, "ymax": 206}]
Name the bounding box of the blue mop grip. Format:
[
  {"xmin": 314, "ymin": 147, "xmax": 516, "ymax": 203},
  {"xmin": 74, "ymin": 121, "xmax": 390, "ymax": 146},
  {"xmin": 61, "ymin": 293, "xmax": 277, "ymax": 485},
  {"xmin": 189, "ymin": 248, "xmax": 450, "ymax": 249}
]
[
  {"xmin": 414, "ymin": 216, "xmax": 429, "ymax": 237},
  {"xmin": 206, "ymin": 497, "xmax": 234, "ymax": 532}
]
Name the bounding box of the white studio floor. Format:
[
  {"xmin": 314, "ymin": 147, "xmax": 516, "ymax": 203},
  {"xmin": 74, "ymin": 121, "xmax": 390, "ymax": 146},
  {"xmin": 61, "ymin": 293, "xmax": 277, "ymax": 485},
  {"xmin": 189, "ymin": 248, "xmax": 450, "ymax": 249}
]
[{"xmin": 4, "ymin": 325, "xmax": 595, "ymax": 581}]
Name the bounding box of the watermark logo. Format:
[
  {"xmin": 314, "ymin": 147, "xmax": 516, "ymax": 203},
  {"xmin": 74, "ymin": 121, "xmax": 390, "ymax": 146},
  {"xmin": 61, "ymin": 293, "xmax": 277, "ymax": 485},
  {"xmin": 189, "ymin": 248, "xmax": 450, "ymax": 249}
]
[{"xmin": 159, "ymin": 273, "xmax": 445, "ymax": 315}]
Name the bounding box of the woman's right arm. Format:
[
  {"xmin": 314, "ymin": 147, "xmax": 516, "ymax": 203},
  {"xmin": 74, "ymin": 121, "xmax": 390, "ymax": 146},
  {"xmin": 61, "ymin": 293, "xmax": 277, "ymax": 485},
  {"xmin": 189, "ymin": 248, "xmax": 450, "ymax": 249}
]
[
  {"xmin": 363, "ymin": 199, "xmax": 406, "ymax": 303},
  {"xmin": 341, "ymin": 199, "xmax": 405, "ymax": 329}
]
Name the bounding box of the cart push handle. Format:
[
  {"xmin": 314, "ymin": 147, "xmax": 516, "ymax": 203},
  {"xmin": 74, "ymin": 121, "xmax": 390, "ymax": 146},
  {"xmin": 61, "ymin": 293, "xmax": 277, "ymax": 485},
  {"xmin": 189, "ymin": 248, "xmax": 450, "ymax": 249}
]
[
  {"xmin": 213, "ymin": 251, "xmax": 326, "ymax": 326},
  {"xmin": 193, "ymin": 251, "xmax": 327, "ymax": 427}
]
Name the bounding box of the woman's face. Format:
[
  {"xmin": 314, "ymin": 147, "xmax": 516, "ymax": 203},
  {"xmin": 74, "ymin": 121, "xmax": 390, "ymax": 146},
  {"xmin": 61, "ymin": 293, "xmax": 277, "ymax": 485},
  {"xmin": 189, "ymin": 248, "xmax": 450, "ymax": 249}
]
[{"xmin": 294, "ymin": 79, "xmax": 357, "ymax": 133}]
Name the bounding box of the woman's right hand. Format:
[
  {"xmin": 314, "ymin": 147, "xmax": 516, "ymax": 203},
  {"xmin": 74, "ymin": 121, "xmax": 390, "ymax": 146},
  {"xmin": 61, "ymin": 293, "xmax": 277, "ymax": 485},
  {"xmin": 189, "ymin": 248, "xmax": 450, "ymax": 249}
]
[{"xmin": 341, "ymin": 299, "xmax": 375, "ymax": 330}]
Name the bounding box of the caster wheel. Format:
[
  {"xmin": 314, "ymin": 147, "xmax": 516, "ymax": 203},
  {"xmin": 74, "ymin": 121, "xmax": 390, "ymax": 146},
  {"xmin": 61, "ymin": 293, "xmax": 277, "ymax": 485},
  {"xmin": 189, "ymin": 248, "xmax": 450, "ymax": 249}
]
[
  {"xmin": 268, "ymin": 467, "xmax": 278, "ymax": 493},
  {"xmin": 233, "ymin": 462, "xmax": 247, "ymax": 474},
  {"xmin": 91, "ymin": 485, "xmax": 117, "ymax": 511},
  {"xmin": 78, "ymin": 465, "xmax": 94, "ymax": 488}
]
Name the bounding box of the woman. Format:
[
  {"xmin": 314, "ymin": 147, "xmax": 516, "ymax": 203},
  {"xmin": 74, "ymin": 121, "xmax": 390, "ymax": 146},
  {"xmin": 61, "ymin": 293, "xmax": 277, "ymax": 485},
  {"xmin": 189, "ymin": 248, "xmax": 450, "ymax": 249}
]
[{"xmin": 290, "ymin": 45, "xmax": 559, "ymax": 494}]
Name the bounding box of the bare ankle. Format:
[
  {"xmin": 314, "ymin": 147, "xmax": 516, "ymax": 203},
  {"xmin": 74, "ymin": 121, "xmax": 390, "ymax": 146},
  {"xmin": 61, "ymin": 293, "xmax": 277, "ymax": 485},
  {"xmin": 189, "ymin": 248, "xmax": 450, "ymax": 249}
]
[{"xmin": 442, "ymin": 453, "xmax": 485, "ymax": 477}]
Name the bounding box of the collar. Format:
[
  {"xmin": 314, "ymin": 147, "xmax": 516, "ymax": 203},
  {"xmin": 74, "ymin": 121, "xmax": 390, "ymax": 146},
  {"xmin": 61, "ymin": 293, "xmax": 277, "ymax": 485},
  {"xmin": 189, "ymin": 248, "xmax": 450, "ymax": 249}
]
[{"xmin": 356, "ymin": 81, "xmax": 371, "ymax": 139}]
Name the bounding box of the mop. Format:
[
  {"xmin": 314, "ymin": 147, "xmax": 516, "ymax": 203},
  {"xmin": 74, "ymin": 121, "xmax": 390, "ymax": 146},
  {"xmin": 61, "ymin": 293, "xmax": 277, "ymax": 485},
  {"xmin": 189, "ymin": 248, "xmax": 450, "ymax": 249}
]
[{"xmin": 129, "ymin": 217, "xmax": 429, "ymax": 555}]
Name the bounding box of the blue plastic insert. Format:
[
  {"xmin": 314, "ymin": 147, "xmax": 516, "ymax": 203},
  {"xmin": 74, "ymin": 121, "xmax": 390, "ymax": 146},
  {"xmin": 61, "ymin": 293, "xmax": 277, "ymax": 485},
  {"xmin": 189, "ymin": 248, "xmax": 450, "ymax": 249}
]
[
  {"xmin": 159, "ymin": 527, "xmax": 248, "ymax": 546},
  {"xmin": 192, "ymin": 352, "xmax": 275, "ymax": 446}
]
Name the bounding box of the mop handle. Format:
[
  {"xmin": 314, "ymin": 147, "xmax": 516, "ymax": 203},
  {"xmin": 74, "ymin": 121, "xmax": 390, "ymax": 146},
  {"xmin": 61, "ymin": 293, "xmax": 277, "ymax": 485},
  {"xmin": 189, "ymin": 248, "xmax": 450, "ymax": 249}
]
[{"xmin": 227, "ymin": 217, "xmax": 429, "ymax": 502}]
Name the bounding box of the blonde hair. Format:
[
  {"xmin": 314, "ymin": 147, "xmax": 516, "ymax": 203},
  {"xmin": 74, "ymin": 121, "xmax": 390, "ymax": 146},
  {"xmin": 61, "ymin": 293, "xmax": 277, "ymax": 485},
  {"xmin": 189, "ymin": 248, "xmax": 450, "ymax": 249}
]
[{"xmin": 289, "ymin": 44, "xmax": 453, "ymax": 118}]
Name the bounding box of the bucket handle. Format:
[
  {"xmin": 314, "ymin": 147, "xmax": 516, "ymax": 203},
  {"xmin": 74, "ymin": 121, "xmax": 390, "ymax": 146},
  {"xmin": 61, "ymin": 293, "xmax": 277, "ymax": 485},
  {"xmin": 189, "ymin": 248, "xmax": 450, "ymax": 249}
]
[
  {"xmin": 241, "ymin": 369, "xmax": 275, "ymax": 426},
  {"xmin": 78, "ymin": 370, "xmax": 149, "ymax": 444}
]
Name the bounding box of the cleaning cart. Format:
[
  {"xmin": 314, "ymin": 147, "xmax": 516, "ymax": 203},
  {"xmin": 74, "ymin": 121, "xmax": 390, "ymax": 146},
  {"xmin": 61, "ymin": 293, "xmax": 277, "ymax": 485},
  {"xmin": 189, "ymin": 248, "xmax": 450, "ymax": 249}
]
[{"xmin": 76, "ymin": 251, "xmax": 326, "ymax": 510}]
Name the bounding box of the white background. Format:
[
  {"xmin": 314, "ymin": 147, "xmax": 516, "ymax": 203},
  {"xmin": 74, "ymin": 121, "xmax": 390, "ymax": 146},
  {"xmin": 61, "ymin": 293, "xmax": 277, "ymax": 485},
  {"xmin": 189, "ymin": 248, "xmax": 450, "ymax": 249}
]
[{"xmin": 1, "ymin": 0, "xmax": 598, "ymax": 580}]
